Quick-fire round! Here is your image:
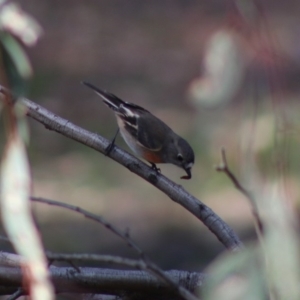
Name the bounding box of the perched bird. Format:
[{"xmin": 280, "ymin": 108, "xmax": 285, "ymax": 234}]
[{"xmin": 82, "ymin": 81, "xmax": 195, "ymax": 179}]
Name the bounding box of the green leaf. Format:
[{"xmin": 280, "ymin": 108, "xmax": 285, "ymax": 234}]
[
  {"xmin": 0, "ymin": 32, "xmax": 32, "ymax": 95},
  {"xmin": 0, "ymin": 32, "xmax": 32, "ymax": 78}
]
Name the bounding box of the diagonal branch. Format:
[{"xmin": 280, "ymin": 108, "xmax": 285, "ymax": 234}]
[
  {"xmin": 26, "ymin": 95, "xmax": 241, "ymax": 250},
  {"xmin": 0, "ymin": 85, "xmax": 242, "ymax": 251},
  {"xmin": 31, "ymin": 197, "xmax": 143, "ymax": 255},
  {"xmin": 6, "ymin": 288, "xmax": 23, "ymax": 300}
]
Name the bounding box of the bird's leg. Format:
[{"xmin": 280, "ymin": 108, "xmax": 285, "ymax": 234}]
[
  {"xmin": 150, "ymin": 163, "xmax": 161, "ymax": 173},
  {"xmin": 105, "ymin": 128, "xmax": 120, "ymax": 155}
]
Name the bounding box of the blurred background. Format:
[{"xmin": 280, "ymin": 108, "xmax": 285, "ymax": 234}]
[{"xmin": 2, "ymin": 0, "xmax": 300, "ymax": 272}]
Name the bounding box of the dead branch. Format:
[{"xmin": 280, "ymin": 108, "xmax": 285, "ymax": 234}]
[
  {"xmin": 0, "ymin": 88, "xmax": 243, "ymax": 251},
  {"xmin": 216, "ymin": 147, "xmax": 263, "ymax": 234},
  {"xmin": 0, "ymin": 264, "xmax": 205, "ymax": 299},
  {"xmin": 31, "ymin": 197, "xmax": 198, "ymax": 300}
]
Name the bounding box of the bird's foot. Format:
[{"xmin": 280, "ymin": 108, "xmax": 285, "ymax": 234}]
[
  {"xmin": 104, "ymin": 142, "xmax": 114, "ymax": 156},
  {"xmin": 104, "ymin": 128, "xmax": 120, "ymax": 156},
  {"xmin": 150, "ymin": 163, "xmax": 161, "ymax": 173}
]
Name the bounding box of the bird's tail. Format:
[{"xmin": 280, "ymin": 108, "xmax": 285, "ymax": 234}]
[{"xmin": 82, "ymin": 81, "xmax": 125, "ymax": 110}]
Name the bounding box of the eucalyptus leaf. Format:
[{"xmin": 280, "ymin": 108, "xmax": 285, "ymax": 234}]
[
  {"xmin": 0, "ymin": 32, "xmax": 31, "ymax": 96},
  {"xmin": 202, "ymin": 245, "xmax": 267, "ymax": 300},
  {"xmin": 0, "ymin": 32, "xmax": 32, "ymax": 78}
]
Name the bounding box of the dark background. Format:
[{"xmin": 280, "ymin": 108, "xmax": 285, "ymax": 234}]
[{"xmin": 3, "ymin": 0, "xmax": 300, "ymax": 272}]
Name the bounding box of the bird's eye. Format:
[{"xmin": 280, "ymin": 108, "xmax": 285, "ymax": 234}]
[{"xmin": 177, "ymin": 154, "xmax": 183, "ymax": 161}]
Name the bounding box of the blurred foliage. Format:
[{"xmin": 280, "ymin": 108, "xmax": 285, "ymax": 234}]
[
  {"xmin": 0, "ymin": 2, "xmax": 54, "ymax": 299},
  {"xmin": 202, "ymin": 245, "xmax": 266, "ymax": 300},
  {"xmin": 0, "ymin": 32, "xmax": 30, "ymax": 94},
  {"xmin": 0, "ymin": 1, "xmax": 41, "ymax": 95},
  {"xmin": 202, "ymin": 182, "xmax": 300, "ymax": 300}
]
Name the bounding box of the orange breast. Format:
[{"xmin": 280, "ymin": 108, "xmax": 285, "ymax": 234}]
[{"xmin": 142, "ymin": 149, "xmax": 163, "ymax": 163}]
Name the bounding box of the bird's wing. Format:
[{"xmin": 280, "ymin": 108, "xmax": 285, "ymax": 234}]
[
  {"xmin": 83, "ymin": 81, "xmax": 165, "ymax": 151},
  {"xmin": 135, "ymin": 112, "xmax": 169, "ymax": 151},
  {"xmin": 82, "ymin": 81, "xmax": 125, "ymax": 111},
  {"xmin": 117, "ymin": 104, "xmax": 165, "ymax": 151}
]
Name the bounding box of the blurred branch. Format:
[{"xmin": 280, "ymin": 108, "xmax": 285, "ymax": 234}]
[
  {"xmin": 46, "ymin": 252, "xmax": 199, "ymax": 300},
  {"xmin": 0, "ymin": 251, "xmax": 205, "ymax": 299},
  {"xmin": 216, "ymin": 147, "xmax": 263, "ymax": 236},
  {"xmin": 0, "ymin": 251, "xmax": 23, "ymax": 267},
  {"xmin": 6, "ymin": 288, "xmax": 23, "ymax": 300},
  {"xmin": 32, "ymin": 197, "xmax": 197, "ymax": 300},
  {"xmin": 6, "ymin": 90, "xmax": 243, "ymax": 251},
  {"xmin": 0, "ymin": 250, "xmax": 201, "ymax": 299}
]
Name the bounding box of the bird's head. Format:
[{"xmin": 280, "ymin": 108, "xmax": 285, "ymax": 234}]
[{"xmin": 165, "ymin": 136, "xmax": 195, "ymax": 179}]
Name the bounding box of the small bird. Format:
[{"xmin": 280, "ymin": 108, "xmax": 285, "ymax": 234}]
[{"xmin": 82, "ymin": 81, "xmax": 195, "ymax": 179}]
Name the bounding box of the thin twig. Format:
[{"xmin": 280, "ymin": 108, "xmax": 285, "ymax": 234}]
[
  {"xmin": 4, "ymin": 89, "xmax": 243, "ymax": 251},
  {"xmin": 31, "ymin": 197, "xmax": 143, "ymax": 255},
  {"xmin": 216, "ymin": 147, "xmax": 263, "ymax": 233},
  {"xmin": 216, "ymin": 148, "xmax": 253, "ymax": 200},
  {"xmin": 32, "ymin": 197, "xmax": 198, "ymax": 300},
  {"xmin": 6, "ymin": 288, "xmax": 23, "ymax": 300},
  {"xmin": 46, "ymin": 252, "xmax": 146, "ymax": 268}
]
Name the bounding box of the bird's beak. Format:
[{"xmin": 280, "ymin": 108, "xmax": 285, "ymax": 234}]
[{"xmin": 181, "ymin": 167, "xmax": 192, "ymax": 180}]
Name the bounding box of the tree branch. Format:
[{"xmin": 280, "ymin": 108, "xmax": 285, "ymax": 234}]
[
  {"xmin": 6, "ymin": 288, "xmax": 23, "ymax": 300},
  {"xmin": 46, "ymin": 252, "xmax": 201, "ymax": 299},
  {"xmin": 6, "ymin": 90, "xmax": 243, "ymax": 251},
  {"xmin": 31, "ymin": 197, "xmax": 198, "ymax": 300},
  {"xmin": 216, "ymin": 147, "xmax": 263, "ymax": 234},
  {"xmin": 0, "ymin": 264, "xmax": 205, "ymax": 299},
  {"xmin": 0, "ymin": 247, "xmax": 204, "ymax": 299},
  {"xmin": 31, "ymin": 197, "xmax": 144, "ymax": 255}
]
